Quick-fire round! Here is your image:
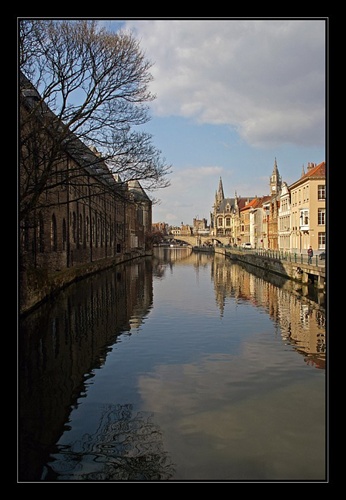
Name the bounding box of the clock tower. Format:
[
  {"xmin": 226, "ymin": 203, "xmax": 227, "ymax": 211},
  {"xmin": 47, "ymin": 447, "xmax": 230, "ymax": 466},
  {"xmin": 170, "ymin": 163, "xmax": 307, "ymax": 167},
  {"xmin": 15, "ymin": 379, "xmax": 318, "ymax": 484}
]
[{"xmin": 270, "ymin": 158, "xmax": 282, "ymax": 195}]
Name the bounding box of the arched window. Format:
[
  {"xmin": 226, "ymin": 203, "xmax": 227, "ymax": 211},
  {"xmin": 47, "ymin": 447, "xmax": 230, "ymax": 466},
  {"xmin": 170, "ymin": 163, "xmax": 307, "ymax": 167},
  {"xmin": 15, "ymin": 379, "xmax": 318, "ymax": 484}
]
[
  {"xmin": 62, "ymin": 218, "xmax": 67, "ymax": 251},
  {"xmin": 38, "ymin": 212, "xmax": 44, "ymax": 253},
  {"xmin": 72, "ymin": 212, "xmax": 77, "ymax": 243},
  {"xmin": 51, "ymin": 214, "xmax": 57, "ymax": 251},
  {"xmin": 79, "ymin": 213, "xmax": 83, "ymax": 245},
  {"xmin": 86, "ymin": 216, "xmax": 89, "ymax": 247},
  {"xmin": 96, "ymin": 216, "xmax": 100, "ymax": 248},
  {"xmin": 22, "ymin": 219, "xmax": 30, "ymax": 251},
  {"xmin": 100, "ymin": 219, "xmax": 104, "ymax": 247},
  {"xmin": 92, "ymin": 217, "xmax": 95, "ymax": 245}
]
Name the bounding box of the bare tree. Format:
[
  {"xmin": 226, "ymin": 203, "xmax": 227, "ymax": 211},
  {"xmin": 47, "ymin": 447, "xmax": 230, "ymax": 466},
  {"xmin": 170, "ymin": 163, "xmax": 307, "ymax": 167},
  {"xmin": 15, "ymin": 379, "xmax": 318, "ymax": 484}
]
[
  {"xmin": 43, "ymin": 404, "xmax": 176, "ymax": 481},
  {"xmin": 19, "ymin": 19, "xmax": 171, "ymax": 223}
]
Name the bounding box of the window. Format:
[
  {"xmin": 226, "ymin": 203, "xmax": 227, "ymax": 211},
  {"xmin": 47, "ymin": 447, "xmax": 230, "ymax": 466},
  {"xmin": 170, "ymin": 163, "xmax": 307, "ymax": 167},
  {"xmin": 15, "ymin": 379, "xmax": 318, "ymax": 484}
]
[
  {"xmin": 318, "ymin": 208, "xmax": 325, "ymax": 225},
  {"xmin": 62, "ymin": 218, "xmax": 67, "ymax": 250},
  {"xmin": 38, "ymin": 213, "xmax": 44, "ymax": 252},
  {"xmin": 225, "ymin": 217, "xmax": 231, "ymax": 227},
  {"xmin": 79, "ymin": 214, "xmax": 83, "ymax": 245},
  {"xmin": 51, "ymin": 214, "xmax": 57, "ymax": 251},
  {"xmin": 218, "ymin": 217, "xmax": 223, "ymax": 227},
  {"xmin": 318, "ymin": 184, "xmax": 325, "ymax": 200},
  {"xmin": 92, "ymin": 217, "xmax": 95, "ymax": 244},
  {"xmin": 85, "ymin": 216, "xmax": 89, "ymax": 245},
  {"xmin": 72, "ymin": 212, "xmax": 77, "ymax": 243},
  {"xmin": 299, "ymin": 209, "xmax": 309, "ymax": 229},
  {"xmin": 22, "ymin": 219, "xmax": 30, "ymax": 251},
  {"xmin": 96, "ymin": 216, "xmax": 100, "ymax": 247},
  {"xmin": 318, "ymin": 232, "xmax": 325, "ymax": 249}
]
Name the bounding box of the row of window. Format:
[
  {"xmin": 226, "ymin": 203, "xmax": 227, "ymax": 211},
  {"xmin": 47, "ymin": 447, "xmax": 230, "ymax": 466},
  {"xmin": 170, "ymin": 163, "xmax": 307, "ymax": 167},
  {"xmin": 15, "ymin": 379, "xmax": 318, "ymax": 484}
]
[
  {"xmin": 290, "ymin": 184, "xmax": 326, "ymax": 205},
  {"xmin": 216, "ymin": 208, "xmax": 326, "ymax": 229},
  {"xmin": 22, "ymin": 211, "xmax": 123, "ymax": 253}
]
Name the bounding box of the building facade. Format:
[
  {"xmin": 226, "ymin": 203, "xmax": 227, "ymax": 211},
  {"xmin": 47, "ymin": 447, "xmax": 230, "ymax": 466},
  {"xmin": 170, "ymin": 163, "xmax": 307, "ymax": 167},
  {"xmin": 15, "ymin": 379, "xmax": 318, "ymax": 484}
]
[
  {"xmin": 203, "ymin": 158, "xmax": 326, "ymax": 254},
  {"xmin": 210, "ymin": 177, "xmax": 255, "ymax": 243},
  {"xmin": 289, "ymin": 161, "xmax": 326, "ymax": 254},
  {"xmin": 19, "ymin": 72, "xmax": 152, "ymax": 313}
]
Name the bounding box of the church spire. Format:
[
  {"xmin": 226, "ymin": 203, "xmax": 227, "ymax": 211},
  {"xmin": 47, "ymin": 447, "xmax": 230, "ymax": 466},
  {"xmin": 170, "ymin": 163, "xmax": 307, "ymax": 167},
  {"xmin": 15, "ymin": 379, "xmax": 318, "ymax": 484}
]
[{"xmin": 217, "ymin": 177, "xmax": 225, "ymax": 204}]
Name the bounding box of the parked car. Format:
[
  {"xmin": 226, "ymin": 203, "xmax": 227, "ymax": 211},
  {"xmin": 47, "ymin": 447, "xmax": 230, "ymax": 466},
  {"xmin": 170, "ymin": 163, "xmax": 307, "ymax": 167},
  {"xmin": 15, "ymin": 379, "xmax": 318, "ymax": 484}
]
[
  {"xmin": 319, "ymin": 251, "xmax": 326, "ymax": 260},
  {"xmin": 242, "ymin": 242, "xmax": 252, "ymax": 249}
]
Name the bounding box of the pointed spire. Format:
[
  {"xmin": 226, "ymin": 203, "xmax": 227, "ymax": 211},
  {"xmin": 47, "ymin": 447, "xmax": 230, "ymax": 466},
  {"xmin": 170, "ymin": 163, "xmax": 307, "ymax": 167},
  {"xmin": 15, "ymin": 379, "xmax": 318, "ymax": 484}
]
[
  {"xmin": 218, "ymin": 177, "xmax": 224, "ymax": 200},
  {"xmin": 216, "ymin": 177, "xmax": 224, "ymax": 205},
  {"xmin": 301, "ymin": 164, "xmax": 305, "ymax": 177}
]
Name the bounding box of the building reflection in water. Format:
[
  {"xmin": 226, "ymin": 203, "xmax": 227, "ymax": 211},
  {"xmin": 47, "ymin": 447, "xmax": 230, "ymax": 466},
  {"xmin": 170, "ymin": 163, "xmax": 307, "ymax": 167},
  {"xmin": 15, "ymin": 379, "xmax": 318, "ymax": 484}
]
[
  {"xmin": 19, "ymin": 258, "xmax": 169, "ymax": 481},
  {"xmin": 19, "ymin": 248, "xmax": 325, "ymax": 481},
  {"xmin": 210, "ymin": 254, "xmax": 325, "ymax": 370},
  {"xmin": 153, "ymin": 248, "xmax": 326, "ymax": 370}
]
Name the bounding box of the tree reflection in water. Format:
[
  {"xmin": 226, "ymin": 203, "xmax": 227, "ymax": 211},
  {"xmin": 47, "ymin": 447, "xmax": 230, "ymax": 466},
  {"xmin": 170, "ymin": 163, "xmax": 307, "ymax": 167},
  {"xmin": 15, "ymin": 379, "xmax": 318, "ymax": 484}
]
[{"xmin": 43, "ymin": 403, "xmax": 176, "ymax": 481}]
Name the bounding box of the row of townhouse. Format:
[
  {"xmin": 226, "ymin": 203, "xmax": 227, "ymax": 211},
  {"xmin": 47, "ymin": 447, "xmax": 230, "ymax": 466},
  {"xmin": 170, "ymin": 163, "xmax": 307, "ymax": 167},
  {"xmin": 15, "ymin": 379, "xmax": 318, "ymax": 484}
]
[
  {"xmin": 210, "ymin": 158, "xmax": 326, "ymax": 255},
  {"xmin": 19, "ymin": 72, "xmax": 152, "ymax": 311}
]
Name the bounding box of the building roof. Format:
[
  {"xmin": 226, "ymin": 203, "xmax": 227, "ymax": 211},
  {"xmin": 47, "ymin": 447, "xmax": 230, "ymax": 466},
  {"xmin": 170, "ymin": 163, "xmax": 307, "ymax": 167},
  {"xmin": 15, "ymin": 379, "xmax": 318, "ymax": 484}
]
[
  {"xmin": 127, "ymin": 180, "xmax": 151, "ymax": 203},
  {"xmin": 216, "ymin": 198, "xmax": 236, "ymax": 212},
  {"xmin": 20, "ymin": 70, "xmax": 119, "ymax": 190},
  {"xmin": 303, "ymin": 161, "xmax": 325, "ymax": 179},
  {"xmin": 289, "ymin": 161, "xmax": 326, "ymax": 189},
  {"xmin": 240, "ymin": 197, "xmax": 259, "ymax": 212}
]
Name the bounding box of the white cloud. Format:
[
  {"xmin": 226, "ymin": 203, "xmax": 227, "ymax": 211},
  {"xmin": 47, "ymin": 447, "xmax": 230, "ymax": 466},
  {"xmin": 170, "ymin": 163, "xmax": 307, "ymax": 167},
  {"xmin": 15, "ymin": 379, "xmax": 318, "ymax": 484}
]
[
  {"xmin": 152, "ymin": 165, "xmax": 223, "ymax": 223},
  {"xmin": 124, "ymin": 19, "xmax": 326, "ymax": 148}
]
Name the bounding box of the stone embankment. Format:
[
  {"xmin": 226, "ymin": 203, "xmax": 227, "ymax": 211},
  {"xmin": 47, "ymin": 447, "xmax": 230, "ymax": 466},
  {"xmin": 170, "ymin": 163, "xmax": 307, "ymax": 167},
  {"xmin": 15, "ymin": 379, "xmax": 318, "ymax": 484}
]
[
  {"xmin": 20, "ymin": 249, "xmax": 151, "ymax": 316},
  {"xmin": 213, "ymin": 247, "xmax": 325, "ymax": 291}
]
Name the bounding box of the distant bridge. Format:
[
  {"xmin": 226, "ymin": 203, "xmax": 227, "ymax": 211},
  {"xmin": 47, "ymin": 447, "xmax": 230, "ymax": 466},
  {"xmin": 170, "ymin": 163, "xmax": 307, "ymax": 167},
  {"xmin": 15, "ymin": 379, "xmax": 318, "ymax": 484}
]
[{"xmin": 163, "ymin": 235, "xmax": 230, "ymax": 247}]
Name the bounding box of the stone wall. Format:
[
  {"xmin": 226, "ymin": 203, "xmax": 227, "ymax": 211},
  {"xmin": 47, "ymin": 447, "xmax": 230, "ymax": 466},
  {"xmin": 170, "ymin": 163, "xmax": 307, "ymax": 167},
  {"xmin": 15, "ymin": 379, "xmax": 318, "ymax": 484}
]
[
  {"xmin": 216, "ymin": 248, "xmax": 325, "ymax": 291},
  {"xmin": 20, "ymin": 249, "xmax": 152, "ymax": 316}
]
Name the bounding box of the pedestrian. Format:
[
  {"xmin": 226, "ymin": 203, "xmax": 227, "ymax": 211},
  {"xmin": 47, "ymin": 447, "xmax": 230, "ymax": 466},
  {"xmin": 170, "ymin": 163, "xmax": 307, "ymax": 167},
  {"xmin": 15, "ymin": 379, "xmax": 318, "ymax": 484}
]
[{"xmin": 307, "ymin": 245, "xmax": 313, "ymax": 264}]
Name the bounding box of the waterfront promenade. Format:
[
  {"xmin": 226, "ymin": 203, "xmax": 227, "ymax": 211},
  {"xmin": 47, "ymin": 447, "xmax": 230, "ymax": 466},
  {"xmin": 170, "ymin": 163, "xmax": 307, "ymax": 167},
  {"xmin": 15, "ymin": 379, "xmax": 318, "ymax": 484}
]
[{"xmin": 194, "ymin": 246, "xmax": 326, "ymax": 291}]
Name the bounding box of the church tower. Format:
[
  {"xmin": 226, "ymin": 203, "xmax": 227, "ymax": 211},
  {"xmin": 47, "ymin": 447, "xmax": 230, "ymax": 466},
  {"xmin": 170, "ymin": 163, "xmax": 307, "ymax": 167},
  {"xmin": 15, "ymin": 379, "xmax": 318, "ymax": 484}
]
[
  {"xmin": 215, "ymin": 177, "xmax": 225, "ymax": 206},
  {"xmin": 270, "ymin": 158, "xmax": 282, "ymax": 195}
]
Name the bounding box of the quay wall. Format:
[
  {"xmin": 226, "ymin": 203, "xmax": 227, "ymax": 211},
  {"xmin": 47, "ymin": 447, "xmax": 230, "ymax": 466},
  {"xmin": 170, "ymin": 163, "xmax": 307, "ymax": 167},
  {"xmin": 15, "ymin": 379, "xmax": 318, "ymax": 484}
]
[
  {"xmin": 213, "ymin": 248, "xmax": 326, "ymax": 291},
  {"xmin": 20, "ymin": 249, "xmax": 152, "ymax": 317}
]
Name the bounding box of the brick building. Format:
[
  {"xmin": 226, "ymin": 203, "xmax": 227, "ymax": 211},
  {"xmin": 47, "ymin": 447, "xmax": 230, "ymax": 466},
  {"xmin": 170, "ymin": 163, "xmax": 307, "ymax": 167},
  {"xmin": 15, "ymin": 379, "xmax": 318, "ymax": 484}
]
[{"xmin": 19, "ymin": 72, "xmax": 152, "ymax": 313}]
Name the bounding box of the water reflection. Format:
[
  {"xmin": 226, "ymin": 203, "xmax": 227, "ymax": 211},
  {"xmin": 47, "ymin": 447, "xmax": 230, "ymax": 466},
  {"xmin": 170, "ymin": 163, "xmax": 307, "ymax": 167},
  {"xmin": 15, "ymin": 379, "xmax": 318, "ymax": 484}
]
[
  {"xmin": 19, "ymin": 249, "xmax": 326, "ymax": 481},
  {"xmin": 43, "ymin": 404, "xmax": 175, "ymax": 481},
  {"xmin": 210, "ymin": 255, "xmax": 326, "ymax": 370},
  {"xmin": 152, "ymin": 248, "xmax": 325, "ymax": 369},
  {"xmin": 19, "ymin": 259, "xmax": 156, "ymax": 481}
]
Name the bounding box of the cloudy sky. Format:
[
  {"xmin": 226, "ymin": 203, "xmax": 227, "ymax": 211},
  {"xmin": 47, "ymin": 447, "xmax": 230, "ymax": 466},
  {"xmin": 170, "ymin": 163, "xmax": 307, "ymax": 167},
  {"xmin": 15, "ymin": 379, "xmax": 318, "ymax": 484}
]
[{"xmin": 106, "ymin": 18, "xmax": 326, "ymax": 226}]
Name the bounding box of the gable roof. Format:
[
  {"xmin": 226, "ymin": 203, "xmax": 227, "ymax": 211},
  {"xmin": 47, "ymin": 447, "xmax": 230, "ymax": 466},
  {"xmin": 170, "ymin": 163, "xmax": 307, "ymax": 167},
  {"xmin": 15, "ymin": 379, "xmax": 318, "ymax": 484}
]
[
  {"xmin": 289, "ymin": 161, "xmax": 326, "ymax": 189},
  {"xmin": 240, "ymin": 198, "xmax": 259, "ymax": 212},
  {"xmin": 304, "ymin": 161, "xmax": 325, "ymax": 179},
  {"xmin": 237, "ymin": 197, "xmax": 256, "ymax": 210},
  {"xmin": 127, "ymin": 180, "xmax": 151, "ymax": 203}
]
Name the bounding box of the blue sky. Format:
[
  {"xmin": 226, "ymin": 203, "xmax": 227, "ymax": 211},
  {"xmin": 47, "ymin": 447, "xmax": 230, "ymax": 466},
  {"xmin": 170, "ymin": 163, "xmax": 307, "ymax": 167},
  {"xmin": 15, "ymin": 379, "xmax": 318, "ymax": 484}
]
[{"xmin": 103, "ymin": 18, "xmax": 326, "ymax": 226}]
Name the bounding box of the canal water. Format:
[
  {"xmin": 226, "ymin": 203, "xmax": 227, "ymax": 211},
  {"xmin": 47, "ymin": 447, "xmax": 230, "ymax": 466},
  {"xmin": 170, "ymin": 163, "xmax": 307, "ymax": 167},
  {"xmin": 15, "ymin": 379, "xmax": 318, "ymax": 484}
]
[{"xmin": 18, "ymin": 248, "xmax": 327, "ymax": 482}]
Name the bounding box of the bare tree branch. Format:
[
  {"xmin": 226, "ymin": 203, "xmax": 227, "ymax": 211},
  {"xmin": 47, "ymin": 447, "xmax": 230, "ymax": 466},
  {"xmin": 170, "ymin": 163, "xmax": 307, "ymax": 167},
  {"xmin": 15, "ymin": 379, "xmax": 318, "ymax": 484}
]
[{"xmin": 19, "ymin": 19, "xmax": 172, "ymax": 223}]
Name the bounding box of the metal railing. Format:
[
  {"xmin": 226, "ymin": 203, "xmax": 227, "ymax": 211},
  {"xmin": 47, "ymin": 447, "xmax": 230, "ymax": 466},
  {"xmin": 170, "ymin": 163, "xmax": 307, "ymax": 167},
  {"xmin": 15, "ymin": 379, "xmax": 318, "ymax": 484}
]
[
  {"xmin": 222, "ymin": 245, "xmax": 325, "ymax": 266},
  {"xmin": 250, "ymin": 248, "xmax": 325, "ymax": 267}
]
